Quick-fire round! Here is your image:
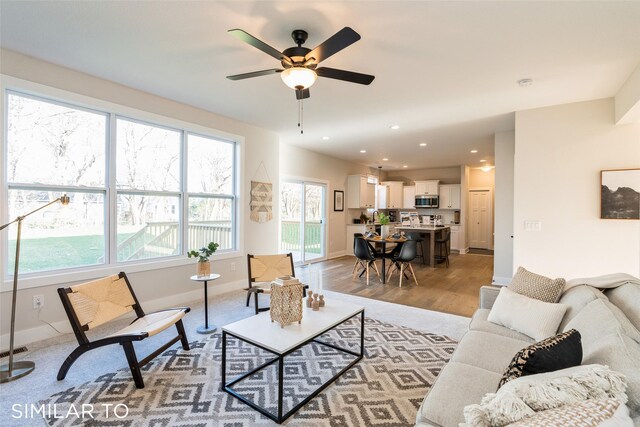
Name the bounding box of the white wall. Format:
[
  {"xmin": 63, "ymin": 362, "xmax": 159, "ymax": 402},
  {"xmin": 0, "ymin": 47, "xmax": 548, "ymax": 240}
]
[
  {"xmin": 279, "ymin": 143, "xmax": 375, "ymax": 258},
  {"xmin": 493, "ymin": 131, "xmax": 515, "ymax": 284},
  {"xmin": 514, "ymin": 98, "xmax": 640, "ymax": 279},
  {"xmin": 0, "ymin": 49, "xmax": 280, "ymax": 347}
]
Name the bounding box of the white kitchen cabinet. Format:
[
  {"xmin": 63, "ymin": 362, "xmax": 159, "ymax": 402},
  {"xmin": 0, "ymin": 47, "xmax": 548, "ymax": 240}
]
[
  {"xmin": 415, "ymin": 180, "xmax": 440, "ymax": 196},
  {"xmin": 380, "ymin": 181, "xmax": 404, "ymax": 209},
  {"xmin": 376, "ymin": 185, "xmax": 388, "ymax": 209},
  {"xmin": 403, "ymin": 186, "xmax": 415, "ymax": 209},
  {"xmin": 347, "ymin": 175, "xmax": 376, "ymax": 209},
  {"xmin": 449, "ymin": 225, "xmax": 460, "ymax": 251},
  {"xmin": 439, "ymin": 184, "xmax": 461, "ymax": 209},
  {"xmin": 346, "ymin": 224, "xmax": 368, "ymax": 255}
]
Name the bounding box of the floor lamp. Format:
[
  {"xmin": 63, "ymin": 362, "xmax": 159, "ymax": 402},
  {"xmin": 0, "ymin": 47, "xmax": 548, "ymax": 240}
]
[{"xmin": 0, "ymin": 194, "xmax": 70, "ymax": 383}]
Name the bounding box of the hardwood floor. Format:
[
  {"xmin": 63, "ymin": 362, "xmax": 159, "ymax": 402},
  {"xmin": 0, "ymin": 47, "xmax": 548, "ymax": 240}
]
[{"xmin": 298, "ymin": 253, "xmax": 493, "ymax": 318}]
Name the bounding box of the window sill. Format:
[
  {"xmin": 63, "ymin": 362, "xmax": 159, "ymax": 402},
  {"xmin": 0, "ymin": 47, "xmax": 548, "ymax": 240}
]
[{"xmin": 1, "ymin": 250, "xmax": 242, "ymax": 292}]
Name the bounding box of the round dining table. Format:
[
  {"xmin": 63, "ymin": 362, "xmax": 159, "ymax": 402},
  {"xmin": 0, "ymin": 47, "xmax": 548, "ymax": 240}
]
[{"xmin": 364, "ymin": 236, "xmax": 406, "ymax": 284}]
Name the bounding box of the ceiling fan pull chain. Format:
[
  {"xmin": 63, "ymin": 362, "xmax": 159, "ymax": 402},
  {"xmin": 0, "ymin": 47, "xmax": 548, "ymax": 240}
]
[{"xmin": 301, "ymin": 99, "xmax": 304, "ymax": 134}]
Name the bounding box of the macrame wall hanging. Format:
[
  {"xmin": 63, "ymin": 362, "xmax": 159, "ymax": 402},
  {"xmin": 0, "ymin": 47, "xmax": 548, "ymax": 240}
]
[{"xmin": 250, "ymin": 161, "xmax": 273, "ymax": 223}]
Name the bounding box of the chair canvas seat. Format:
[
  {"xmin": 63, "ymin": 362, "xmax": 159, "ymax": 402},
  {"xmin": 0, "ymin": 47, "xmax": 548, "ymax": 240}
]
[
  {"xmin": 108, "ymin": 309, "xmax": 186, "ymax": 338},
  {"xmin": 246, "ymin": 253, "xmax": 296, "ymax": 314},
  {"xmin": 57, "ymin": 272, "xmax": 190, "ymax": 389}
]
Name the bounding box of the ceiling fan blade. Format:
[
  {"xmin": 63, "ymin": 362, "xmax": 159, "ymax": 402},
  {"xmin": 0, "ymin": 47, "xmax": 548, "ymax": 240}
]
[
  {"xmin": 305, "ymin": 27, "xmax": 361, "ymax": 63},
  {"xmin": 226, "ymin": 69, "xmax": 283, "ymax": 80},
  {"xmin": 295, "ymin": 88, "xmax": 310, "ymax": 100},
  {"xmin": 316, "ymin": 67, "xmax": 375, "ymax": 85},
  {"xmin": 228, "ymin": 29, "xmax": 290, "ymax": 62}
]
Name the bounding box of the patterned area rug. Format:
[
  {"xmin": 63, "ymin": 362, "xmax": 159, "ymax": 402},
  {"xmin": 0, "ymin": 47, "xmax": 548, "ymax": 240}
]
[{"xmin": 41, "ymin": 318, "xmax": 457, "ymax": 426}]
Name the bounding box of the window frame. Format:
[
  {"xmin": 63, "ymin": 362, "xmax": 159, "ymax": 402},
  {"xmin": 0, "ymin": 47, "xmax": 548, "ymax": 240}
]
[{"xmin": 1, "ymin": 76, "xmax": 244, "ymax": 291}]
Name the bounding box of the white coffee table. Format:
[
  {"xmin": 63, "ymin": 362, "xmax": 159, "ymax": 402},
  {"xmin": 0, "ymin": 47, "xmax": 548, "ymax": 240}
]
[{"xmin": 221, "ymin": 299, "xmax": 365, "ymax": 424}]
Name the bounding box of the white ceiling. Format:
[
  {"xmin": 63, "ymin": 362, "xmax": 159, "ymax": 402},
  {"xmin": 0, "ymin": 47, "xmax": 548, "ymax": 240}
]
[{"xmin": 2, "ymin": 1, "xmax": 640, "ymax": 171}]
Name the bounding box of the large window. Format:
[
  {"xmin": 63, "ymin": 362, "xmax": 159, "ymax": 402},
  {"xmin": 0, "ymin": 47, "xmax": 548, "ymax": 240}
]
[
  {"xmin": 3, "ymin": 90, "xmax": 239, "ymax": 277},
  {"xmin": 187, "ymin": 134, "xmax": 235, "ymax": 251},
  {"xmin": 6, "ymin": 93, "xmax": 107, "ymax": 273}
]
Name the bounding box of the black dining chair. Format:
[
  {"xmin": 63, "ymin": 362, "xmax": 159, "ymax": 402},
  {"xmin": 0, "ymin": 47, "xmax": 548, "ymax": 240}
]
[
  {"xmin": 352, "ymin": 237, "xmax": 381, "ymax": 286},
  {"xmin": 386, "ymin": 239, "xmax": 419, "ymax": 287},
  {"xmin": 435, "ymin": 228, "xmax": 451, "ymax": 268},
  {"xmin": 405, "ymin": 231, "xmax": 426, "ymax": 265},
  {"xmin": 351, "ymin": 232, "xmax": 364, "ymax": 275}
]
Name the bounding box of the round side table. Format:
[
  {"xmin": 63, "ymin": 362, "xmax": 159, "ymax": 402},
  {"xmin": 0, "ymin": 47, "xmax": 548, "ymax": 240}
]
[{"xmin": 190, "ymin": 273, "xmax": 221, "ymax": 334}]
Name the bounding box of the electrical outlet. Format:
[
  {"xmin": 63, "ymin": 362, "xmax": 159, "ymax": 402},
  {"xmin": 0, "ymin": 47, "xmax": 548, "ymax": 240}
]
[
  {"xmin": 33, "ymin": 294, "xmax": 44, "ymax": 309},
  {"xmin": 230, "ymin": 262, "xmax": 236, "ymax": 271}
]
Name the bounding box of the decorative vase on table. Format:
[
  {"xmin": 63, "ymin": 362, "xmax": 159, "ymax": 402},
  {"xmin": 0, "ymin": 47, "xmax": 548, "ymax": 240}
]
[
  {"xmin": 380, "ymin": 225, "xmax": 390, "ymax": 239},
  {"xmin": 188, "ymin": 241, "xmax": 219, "ymax": 278},
  {"xmin": 197, "ymin": 261, "xmax": 211, "ymax": 277}
]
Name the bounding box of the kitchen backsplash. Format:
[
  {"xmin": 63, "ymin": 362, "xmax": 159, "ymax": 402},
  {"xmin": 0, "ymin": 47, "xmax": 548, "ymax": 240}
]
[{"xmin": 349, "ymin": 208, "xmax": 458, "ymax": 224}]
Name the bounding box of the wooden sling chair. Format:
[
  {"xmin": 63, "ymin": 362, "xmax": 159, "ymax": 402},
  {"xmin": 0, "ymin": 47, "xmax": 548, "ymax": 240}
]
[
  {"xmin": 246, "ymin": 253, "xmax": 308, "ymax": 315},
  {"xmin": 57, "ymin": 272, "xmax": 190, "ymax": 389}
]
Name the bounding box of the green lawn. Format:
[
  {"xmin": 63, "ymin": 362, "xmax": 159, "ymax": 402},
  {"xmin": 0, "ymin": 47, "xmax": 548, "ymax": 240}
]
[{"xmin": 8, "ymin": 234, "xmax": 132, "ymax": 273}]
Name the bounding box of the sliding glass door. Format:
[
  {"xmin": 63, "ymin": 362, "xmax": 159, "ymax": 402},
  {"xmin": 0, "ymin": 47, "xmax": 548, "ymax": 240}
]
[{"xmin": 280, "ymin": 180, "xmax": 326, "ymax": 263}]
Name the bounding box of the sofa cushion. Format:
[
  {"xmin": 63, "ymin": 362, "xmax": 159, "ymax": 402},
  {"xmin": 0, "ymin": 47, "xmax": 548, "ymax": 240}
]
[
  {"xmin": 557, "ymin": 284, "xmax": 608, "ymax": 332},
  {"xmin": 488, "ymin": 287, "xmax": 568, "ymax": 341},
  {"xmin": 509, "ymin": 266, "xmax": 565, "ymax": 303},
  {"xmin": 605, "ymin": 282, "xmax": 640, "ymax": 334},
  {"xmin": 497, "ymin": 329, "xmax": 582, "ymax": 389},
  {"xmin": 564, "ymin": 298, "xmax": 640, "ymax": 344},
  {"xmin": 582, "ymin": 332, "xmax": 640, "ymax": 419},
  {"xmin": 416, "ymin": 361, "xmax": 502, "ymax": 427},
  {"xmin": 469, "ymin": 309, "xmax": 535, "ymax": 343},
  {"xmin": 452, "ymin": 330, "xmax": 531, "ymax": 374}
]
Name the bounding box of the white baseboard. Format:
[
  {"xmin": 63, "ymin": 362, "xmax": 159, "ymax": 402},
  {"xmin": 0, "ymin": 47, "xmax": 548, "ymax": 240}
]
[
  {"xmin": 328, "ymin": 250, "xmax": 346, "ymax": 259},
  {"xmin": 0, "ymin": 279, "xmax": 246, "ymax": 350},
  {"xmin": 492, "ymin": 276, "xmax": 512, "ymax": 285}
]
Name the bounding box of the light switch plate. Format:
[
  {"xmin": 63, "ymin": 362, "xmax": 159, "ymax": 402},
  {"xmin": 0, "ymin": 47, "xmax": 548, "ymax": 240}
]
[{"xmin": 524, "ymin": 220, "xmax": 542, "ymax": 231}]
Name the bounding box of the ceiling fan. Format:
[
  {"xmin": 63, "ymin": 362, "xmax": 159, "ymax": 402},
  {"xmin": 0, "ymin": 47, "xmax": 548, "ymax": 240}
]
[{"xmin": 226, "ymin": 27, "xmax": 375, "ymax": 100}]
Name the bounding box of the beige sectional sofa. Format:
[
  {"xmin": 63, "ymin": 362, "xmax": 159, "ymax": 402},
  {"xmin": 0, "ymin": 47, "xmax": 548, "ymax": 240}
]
[{"xmin": 415, "ymin": 282, "xmax": 640, "ymax": 426}]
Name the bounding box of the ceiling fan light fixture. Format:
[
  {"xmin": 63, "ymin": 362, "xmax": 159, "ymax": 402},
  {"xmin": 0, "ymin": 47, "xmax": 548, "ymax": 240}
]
[{"xmin": 281, "ymin": 67, "xmax": 317, "ymax": 90}]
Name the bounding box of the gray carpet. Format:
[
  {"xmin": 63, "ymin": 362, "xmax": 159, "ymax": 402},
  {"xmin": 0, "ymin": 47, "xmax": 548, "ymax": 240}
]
[
  {"xmin": 40, "ymin": 318, "xmax": 457, "ymax": 426},
  {"xmin": 0, "ymin": 287, "xmax": 469, "ymax": 426}
]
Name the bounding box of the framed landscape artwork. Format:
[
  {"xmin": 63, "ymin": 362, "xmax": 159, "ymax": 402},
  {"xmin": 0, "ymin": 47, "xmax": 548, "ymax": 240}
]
[
  {"xmin": 600, "ymin": 169, "xmax": 640, "ymax": 220},
  {"xmin": 334, "ymin": 190, "xmax": 344, "ymax": 211}
]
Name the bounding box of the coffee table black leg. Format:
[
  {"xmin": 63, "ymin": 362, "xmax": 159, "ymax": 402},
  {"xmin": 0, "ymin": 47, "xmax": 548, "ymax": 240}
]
[
  {"xmin": 197, "ymin": 280, "xmax": 216, "ymax": 334},
  {"xmin": 360, "ymin": 310, "xmax": 365, "ymax": 356},
  {"xmin": 278, "ymin": 355, "xmax": 284, "ymax": 422},
  {"xmin": 221, "ymin": 331, "xmax": 227, "ymax": 390}
]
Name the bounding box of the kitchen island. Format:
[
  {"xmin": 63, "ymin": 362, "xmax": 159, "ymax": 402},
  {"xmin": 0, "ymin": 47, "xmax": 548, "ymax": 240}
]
[{"xmin": 395, "ymin": 225, "xmax": 450, "ymax": 268}]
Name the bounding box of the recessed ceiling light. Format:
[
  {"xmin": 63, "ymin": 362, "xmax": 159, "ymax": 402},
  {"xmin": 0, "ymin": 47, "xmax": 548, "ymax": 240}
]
[
  {"xmin": 480, "ymin": 159, "xmax": 487, "ymax": 162},
  {"xmin": 403, "ymin": 165, "xmax": 408, "ymax": 168},
  {"xmin": 382, "ymin": 158, "xmax": 389, "ymax": 161},
  {"xmin": 360, "ymin": 150, "xmax": 366, "ymax": 153},
  {"xmin": 390, "ymin": 125, "xmax": 400, "ymax": 130},
  {"xmin": 518, "ymin": 78, "xmax": 533, "ymax": 87},
  {"xmin": 470, "ymin": 150, "xmax": 478, "ymax": 153},
  {"xmin": 481, "ymin": 165, "xmax": 494, "ymax": 172},
  {"xmin": 322, "ymin": 136, "xmax": 330, "ymax": 140},
  {"xmin": 419, "ymin": 143, "xmax": 427, "ymax": 147}
]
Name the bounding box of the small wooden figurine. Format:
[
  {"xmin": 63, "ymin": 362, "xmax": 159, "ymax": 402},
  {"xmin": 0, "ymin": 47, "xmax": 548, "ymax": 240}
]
[
  {"xmin": 319, "ymin": 294, "xmax": 325, "ymax": 307},
  {"xmin": 306, "ymin": 290, "xmax": 314, "ymax": 308}
]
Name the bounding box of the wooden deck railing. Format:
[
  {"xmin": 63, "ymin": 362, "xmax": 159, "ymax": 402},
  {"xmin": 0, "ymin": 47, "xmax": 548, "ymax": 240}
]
[{"xmin": 280, "ymin": 220, "xmax": 322, "ymax": 254}]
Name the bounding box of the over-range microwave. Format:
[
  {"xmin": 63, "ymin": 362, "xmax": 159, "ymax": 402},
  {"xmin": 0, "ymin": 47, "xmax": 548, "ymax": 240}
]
[{"xmin": 415, "ymin": 195, "xmax": 439, "ymax": 208}]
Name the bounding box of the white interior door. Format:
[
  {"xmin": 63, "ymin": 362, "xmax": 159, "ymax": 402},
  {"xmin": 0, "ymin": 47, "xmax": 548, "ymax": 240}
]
[
  {"xmin": 279, "ymin": 180, "xmax": 326, "ymax": 263},
  {"xmin": 469, "ymin": 190, "xmax": 491, "ymax": 249}
]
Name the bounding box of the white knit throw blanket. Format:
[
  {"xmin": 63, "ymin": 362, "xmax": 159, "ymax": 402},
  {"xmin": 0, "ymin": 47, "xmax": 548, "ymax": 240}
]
[
  {"xmin": 461, "ymin": 365, "xmax": 628, "ymax": 427},
  {"xmin": 563, "ymin": 273, "xmax": 640, "ymax": 292}
]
